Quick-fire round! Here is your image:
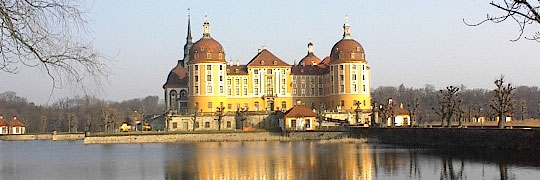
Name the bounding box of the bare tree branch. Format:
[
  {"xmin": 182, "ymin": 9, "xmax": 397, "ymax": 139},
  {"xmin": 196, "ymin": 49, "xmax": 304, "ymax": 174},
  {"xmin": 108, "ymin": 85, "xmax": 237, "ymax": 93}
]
[{"xmin": 0, "ymin": 0, "xmax": 109, "ymax": 89}]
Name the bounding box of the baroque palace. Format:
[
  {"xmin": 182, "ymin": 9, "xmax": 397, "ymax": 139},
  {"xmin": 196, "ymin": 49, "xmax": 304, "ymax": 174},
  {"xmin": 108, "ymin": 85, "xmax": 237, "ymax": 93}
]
[{"xmin": 163, "ymin": 15, "xmax": 372, "ymax": 131}]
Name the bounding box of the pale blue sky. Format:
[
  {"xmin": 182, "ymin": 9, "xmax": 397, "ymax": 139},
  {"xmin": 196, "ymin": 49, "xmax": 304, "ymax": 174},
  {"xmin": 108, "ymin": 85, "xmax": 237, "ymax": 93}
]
[{"xmin": 2, "ymin": 0, "xmax": 540, "ymax": 104}]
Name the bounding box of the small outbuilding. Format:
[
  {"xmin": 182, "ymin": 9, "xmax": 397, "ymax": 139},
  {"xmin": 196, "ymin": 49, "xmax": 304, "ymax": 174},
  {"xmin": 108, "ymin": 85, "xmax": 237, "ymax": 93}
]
[
  {"xmin": 388, "ymin": 104, "xmax": 410, "ymax": 127},
  {"xmin": 0, "ymin": 116, "xmax": 8, "ymax": 135},
  {"xmin": 282, "ymin": 104, "xmax": 318, "ymax": 131},
  {"xmin": 9, "ymin": 116, "xmax": 25, "ymax": 134}
]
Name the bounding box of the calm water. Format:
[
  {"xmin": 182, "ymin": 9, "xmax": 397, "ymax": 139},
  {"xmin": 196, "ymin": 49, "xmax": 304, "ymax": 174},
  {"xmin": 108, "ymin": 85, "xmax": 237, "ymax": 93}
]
[{"xmin": 0, "ymin": 140, "xmax": 539, "ymax": 180}]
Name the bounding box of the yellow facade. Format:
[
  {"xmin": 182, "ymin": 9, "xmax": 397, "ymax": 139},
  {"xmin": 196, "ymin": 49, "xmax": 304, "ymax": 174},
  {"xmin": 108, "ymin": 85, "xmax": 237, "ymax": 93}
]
[{"xmin": 165, "ymin": 16, "xmax": 372, "ymax": 115}]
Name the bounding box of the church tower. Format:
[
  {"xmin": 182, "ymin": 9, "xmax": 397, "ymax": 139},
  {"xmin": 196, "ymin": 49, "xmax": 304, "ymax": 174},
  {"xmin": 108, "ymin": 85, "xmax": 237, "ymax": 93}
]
[{"xmin": 181, "ymin": 11, "xmax": 193, "ymax": 67}]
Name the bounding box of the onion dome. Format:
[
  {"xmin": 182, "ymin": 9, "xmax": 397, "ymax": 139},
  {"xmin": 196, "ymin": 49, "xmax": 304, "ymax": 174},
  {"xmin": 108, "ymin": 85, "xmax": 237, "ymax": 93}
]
[
  {"xmin": 188, "ymin": 15, "xmax": 226, "ymax": 64},
  {"xmin": 329, "ymin": 16, "xmax": 366, "ymax": 64},
  {"xmin": 163, "ymin": 63, "xmax": 189, "ymax": 88},
  {"xmin": 298, "ymin": 41, "xmax": 321, "ymax": 66}
]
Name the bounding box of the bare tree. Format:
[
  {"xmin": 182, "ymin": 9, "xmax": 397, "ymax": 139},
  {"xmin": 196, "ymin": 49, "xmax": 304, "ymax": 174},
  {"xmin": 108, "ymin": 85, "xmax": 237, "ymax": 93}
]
[
  {"xmin": 464, "ymin": 0, "xmax": 540, "ymax": 43},
  {"xmin": 433, "ymin": 86, "xmax": 460, "ymax": 128},
  {"xmin": 406, "ymin": 96, "xmax": 420, "ymax": 127},
  {"xmin": 490, "ymin": 76, "xmax": 515, "ymax": 129},
  {"xmin": 0, "ymin": 0, "xmax": 108, "ymax": 88}
]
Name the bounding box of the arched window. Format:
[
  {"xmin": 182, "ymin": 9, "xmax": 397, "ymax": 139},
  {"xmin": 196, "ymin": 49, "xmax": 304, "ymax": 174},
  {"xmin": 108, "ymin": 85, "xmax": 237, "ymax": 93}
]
[
  {"xmin": 170, "ymin": 90, "xmax": 178, "ymax": 110},
  {"xmin": 338, "ymin": 51, "xmax": 343, "ymax": 59},
  {"xmin": 261, "ymin": 60, "xmax": 265, "ymax": 65}
]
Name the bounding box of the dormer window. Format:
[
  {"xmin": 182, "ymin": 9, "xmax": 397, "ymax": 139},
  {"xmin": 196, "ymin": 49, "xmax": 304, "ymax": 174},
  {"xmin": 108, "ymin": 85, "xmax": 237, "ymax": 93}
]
[
  {"xmin": 261, "ymin": 60, "xmax": 265, "ymax": 65},
  {"xmin": 273, "ymin": 61, "xmax": 277, "ymax": 65},
  {"xmin": 235, "ymin": 69, "xmax": 239, "ymax": 73},
  {"xmin": 351, "ymin": 52, "xmax": 356, "ymax": 59},
  {"xmin": 356, "ymin": 47, "xmax": 361, "ymax": 51},
  {"xmin": 219, "ymin": 52, "xmax": 223, "ymax": 59},
  {"xmin": 362, "ymin": 53, "xmax": 365, "ymax": 59},
  {"xmin": 206, "ymin": 53, "xmax": 211, "ymax": 59},
  {"xmin": 200, "ymin": 46, "xmax": 205, "ymax": 51},
  {"xmin": 338, "ymin": 51, "xmax": 343, "ymax": 59}
]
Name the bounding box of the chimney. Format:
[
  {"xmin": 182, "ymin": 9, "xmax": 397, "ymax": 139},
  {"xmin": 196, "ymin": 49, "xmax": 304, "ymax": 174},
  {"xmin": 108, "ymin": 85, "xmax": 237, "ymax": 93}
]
[
  {"xmin": 236, "ymin": 60, "xmax": 240, "ymax": 66},
  {"xmin": 400, "ymin": 103, "xmax": 404, "ymax": 109},
  {"xmin": 13, "ymin": 116, "xmax": 16, "ymax": 120},
  {"xmin": 0, "ymin": 115, "xmax": 3, "ymax": 119}
]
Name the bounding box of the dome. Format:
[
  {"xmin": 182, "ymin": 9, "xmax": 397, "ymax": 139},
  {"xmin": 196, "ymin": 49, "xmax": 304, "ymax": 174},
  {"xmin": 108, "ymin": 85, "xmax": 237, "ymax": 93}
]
[
  {"xmin": 298, "ymin": 53, "xmax": 321, "ymax": 66},
  {"xmin": 163, "ymin": 63, "xmax": 189, "ymax": 88},
  {"xmin": 329, "ymin": 39, "xmax": 365, "ymax": 64},
  {"xmin": 188, "ymin": 38, "xmax": 226, "ymax": 64}
]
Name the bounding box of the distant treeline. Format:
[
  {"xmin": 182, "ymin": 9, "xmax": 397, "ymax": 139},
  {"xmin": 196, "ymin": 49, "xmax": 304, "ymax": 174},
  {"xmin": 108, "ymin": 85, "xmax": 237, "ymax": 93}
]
[
  {"xmin": 373, "ymin": 84, "xmax": 540, "ymax": 124},
  {"xmin": 1, "ymin": 84, "xmax": 539, "ymax": 133},
  {"xmin": 0, "ymin": 91, "xmax": 163, "ymax": 133}
]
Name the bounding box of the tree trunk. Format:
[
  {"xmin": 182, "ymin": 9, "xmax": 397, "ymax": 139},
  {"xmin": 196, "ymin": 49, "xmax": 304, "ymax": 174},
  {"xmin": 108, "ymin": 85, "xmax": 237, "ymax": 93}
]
[{"xmin": 498, "ymin": 112, "xmax": 505, "ymax": 129}]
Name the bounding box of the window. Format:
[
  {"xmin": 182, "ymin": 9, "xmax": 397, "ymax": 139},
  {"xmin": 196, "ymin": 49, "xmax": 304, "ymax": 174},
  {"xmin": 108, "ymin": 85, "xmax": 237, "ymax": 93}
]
[
  {"xmin": 353, "ymin": 84, "xmax": 357, "ymax": 92},
  {"xmin": 219, "ymin": 53, "xmax": 223, "ymax": 59},
  {"xmin": 235, "ymin": 87, "xmax": 240, "ymax": 96},
  {"xmin": 200, "ymin": 46, "xmax": 205, "ymax": 51},
  {"xmin": 273, "ymin": 61, "xmax": 277, "ymax": 65},
  {"xmin": 254, "ymin": 79, "xmax": 259, "ymax": 84},
  {"xmin": 282, "ymin": 70, "xmax": 286, "ymax": 74},
  {"xmin": 207, "ymin": 75, "xmax": 212, "ymax": 81},
  {"xmin": 282, "ymin": 101, "xmax": 286, "ymax": 110},
  {"xmin": 362, "ymin": 65, "xmax": 365, "ymax": 70},
  {"xmin": 306, "ymin": 119, "xmax": 311, "ymax": 128},
  {"xmin": 235, "ymin": 79, "xmax": 240, "ymax": 85},
  {"xmin": 291, "ymin": 120, "xmax": 297, "ymax": 128},
  {"xmin": 254, "ymin": 102, "xmax": 259, "ymax": 111},
  {"xmin": 310, "ymin": 87, "xmax": 315, "ymax": 96},
  {"xmin": 261, "ymin": 60, "xmax": 265, "ymax": 65},
  {"xmin": 351, "ymin": 52, "xmax": 355, "ymax": 59},
  {"xmin": 357, "ymin": 47, "xmax": 361, "ymax": 51},
  {"xmin": 207, "ymin": 85, "xmax": 212, "ymax": 93},
  {"xmin": 340, "ymin": 85, "xmax": 344, "ymax": 92},
  {"xmin": 254, "ymin": 69, "xmax": 259, "ymax": 74},
  {"xmin": 195, "ymin": 122, "xmax": 199, "ymax": 128},
  {"xmin": 352, "ymin": 65, "xmax": 357, "ymax": 69},
  {"xmin": 243, "ymin": 79, "xmax": 248, "ymax": 85},
  {"xmin": 293, "ymin": 88, "xmax": 297, "ymax": 95},
  {"xmin": 267, "ymin": 69, "xmax": 272, "ymax": 74},
  {"xmin": 227, "ymin": 79, "xmax": 232, "ymax": 85},
  {"xmin": 362, "ymin": 75, "xmax": 365, "ymax": 80},
  {"xmin": 338, "ymin": 51, "xmax": 343, "ymax": 59},
  {"xmin": 227, "ymin": 88, "xmax": 232, "ymax": 96},
  {"xmin": 219, "ymin": 76, "xmax": 223, "ymax": 81},
  {"xmin": 205, "ymin": 122, "xmax": 210, "ymax": 128},
  {"xmin": 363, "ymin": 85, "xmax": 366, "ymax": 92},
  {"xmin": 254, "ymin": 87, "xmax": 259, "ymax": 95},
  {"xmin": 340, "ymin": 65, "xmax": 344, "ymax": 70},
  {"xmin": 227, "ymin": 121, "xmax": 231, "ymax": 128},
  {"xmin": 194, "ymin": 65, "xmax": 198, "ymax": 71},
  {"xmin": 195, "ymin": 86, "xmax": 199, "ymax": 94},
  {"xmin": 301, "ymin": 88, "xmax": 306, "ymax": 95},
  {"xmin": 219, "ymin": 86, "xmax": 224, "ymax": 94},
  {"xmin": 281, "ymin": 78, "xmax": 285, "ymax": 85},
  {"xmin": 362, "ymin": 53, "xmax": 365, "ymax": 59},
  {"xmin": 353, "ymin": 74, "xmax": 357, "ymax": 80},
  {"xmin": 219, "ymin": 65, "xmax": 223, "ymax": 70},
  {"xmin": 206, "ymin": 53, "xmax": 211, "ymax": 59},
  {"xmin": 243, "ymin": 88, "xmax": 247, "ymax": 95},
  {"xmin": 340, "ymin": 100, "xmax": 345, "ymax": 107},
  {"xmin": 208, "ymin": 102, "xmax": 212, "ymax": 108},
  {"xmin": 172, "ymin": 122, "xmax": 178, "ymax": 129},
  {"xmin": 340, "ymin": 75, "xmax": 344, "ymax": 81},
  {"xmin": 195, "ymin": 75, "xmax": 199, "ymax": 82},
  {"xmin": 228, "ymin": 104, "xmax": 232, "ymax": 110}
]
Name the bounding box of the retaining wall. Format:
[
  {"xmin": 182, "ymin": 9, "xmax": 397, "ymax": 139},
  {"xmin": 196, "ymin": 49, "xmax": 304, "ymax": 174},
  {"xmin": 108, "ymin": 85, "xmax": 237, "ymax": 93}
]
[
  {"xmin": 83, "ymin": 131, "xmax": 349, "ymax": 144},
  {"xmin": 349, "ymin": 128, "xmax": 540, "ymax": 150},
  {"xmin": 0, "ymin": 133, "xmax": 84, "ymax": 141}
]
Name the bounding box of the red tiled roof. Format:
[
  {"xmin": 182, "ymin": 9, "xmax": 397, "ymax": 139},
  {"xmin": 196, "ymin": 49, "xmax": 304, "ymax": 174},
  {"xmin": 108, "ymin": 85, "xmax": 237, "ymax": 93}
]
[
  {"xmin": 319, "ymin": 56, "xmax": 331, "ymax": 67},
  {"xmin": 163, "ymin": 63, "xmax": 189, "ymax": 88},
  {"xmin": 247, "ymin": 49, "xmax": 290, "ymax": 67},
  {"xmin": 0, "ymin": 118, "xmax": 7, "ymax": 127},
  {"xmin": 188, "ymin": 38, "xmax": 226, "ymax": 64},
  {"xmin": 298, "ymin": 53, "xmax": 321, "ymax": 66},
  {"xmin": 396, "ymin": 107, "xmax": 409, "ymax": 116},
  {"xmin": 290, "ymin": 65, "xmax": 328, "ymax": 75},
  {"xmin": 10, "ymin": 119, "xmax": 24, "ymax": 127},
  {"xmin": 284, "ymin": 105, "xmax": 317, "ymax": 118},
  {"xmin": 227, "ymin": 65, "xmax": 248, "ymax": 75}
]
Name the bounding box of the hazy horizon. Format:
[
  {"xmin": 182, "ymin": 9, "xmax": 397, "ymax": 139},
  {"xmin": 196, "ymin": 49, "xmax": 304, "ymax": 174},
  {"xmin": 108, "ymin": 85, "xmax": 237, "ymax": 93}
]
[{"xmin": 2, "ymin": 0, "xmax": 540, "ymax": 105}]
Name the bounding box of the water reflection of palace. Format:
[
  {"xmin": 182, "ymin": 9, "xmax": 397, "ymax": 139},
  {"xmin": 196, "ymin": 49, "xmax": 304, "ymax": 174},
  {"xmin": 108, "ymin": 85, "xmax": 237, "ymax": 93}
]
[{"xmin": 164, "ymin": 141, "xmax": 377, "ymax": 180}]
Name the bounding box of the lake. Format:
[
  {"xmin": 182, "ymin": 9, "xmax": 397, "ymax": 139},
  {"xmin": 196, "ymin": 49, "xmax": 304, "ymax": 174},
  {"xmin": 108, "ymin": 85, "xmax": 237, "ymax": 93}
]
[{"xmin": 0, "ymin": 140, "xmax": 539, "ymax": 180}]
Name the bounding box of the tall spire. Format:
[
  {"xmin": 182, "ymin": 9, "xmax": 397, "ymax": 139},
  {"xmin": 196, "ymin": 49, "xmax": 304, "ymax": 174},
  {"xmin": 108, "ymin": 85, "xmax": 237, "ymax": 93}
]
[
  {"xmin": 343, "ymin": 15, "xmax": 352, "ymax": 39},
  {"xmin": 186, "ymin": 8, "xmax": 192, "ymax": 42},
  {"xmin": 203, "ymin": 14, "xmax": 211, "ymax": 38}
]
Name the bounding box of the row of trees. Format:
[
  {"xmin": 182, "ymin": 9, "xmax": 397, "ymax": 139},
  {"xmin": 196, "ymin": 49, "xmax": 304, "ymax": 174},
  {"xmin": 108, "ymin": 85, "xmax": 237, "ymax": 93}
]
[
  {"xmin": 373, "ymin": 76, "xmax": 536, "ymax": 128},
  {"xmin": 0, "ymin": 92, "xmax": 162, "ymax": 133}
]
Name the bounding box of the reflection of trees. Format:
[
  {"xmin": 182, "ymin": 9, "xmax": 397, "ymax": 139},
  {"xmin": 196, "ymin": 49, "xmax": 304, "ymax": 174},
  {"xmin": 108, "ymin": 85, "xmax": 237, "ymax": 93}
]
[
  {"xmin": 408, "ymin": 151, "xmax": 421, "ymax": 179},
  {"xmin": 439, "ymin": 156, "xmax": 465, "ymax": 180}
]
